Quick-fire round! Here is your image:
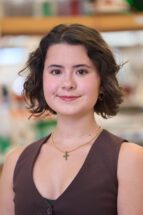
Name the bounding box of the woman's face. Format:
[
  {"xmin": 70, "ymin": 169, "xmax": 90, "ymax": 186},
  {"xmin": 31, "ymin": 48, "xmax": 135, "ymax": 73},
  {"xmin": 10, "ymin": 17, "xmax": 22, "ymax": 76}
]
[{"xmin": 43, "ymin": 43, "xmax": 101, "ymax": 117}]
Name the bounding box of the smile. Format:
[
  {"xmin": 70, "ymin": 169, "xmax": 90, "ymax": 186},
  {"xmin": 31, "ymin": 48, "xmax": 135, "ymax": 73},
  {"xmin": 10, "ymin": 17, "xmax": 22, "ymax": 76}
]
[{"xmin": 57, "ymin": 95, "xmax": 80, "ymax": 102}]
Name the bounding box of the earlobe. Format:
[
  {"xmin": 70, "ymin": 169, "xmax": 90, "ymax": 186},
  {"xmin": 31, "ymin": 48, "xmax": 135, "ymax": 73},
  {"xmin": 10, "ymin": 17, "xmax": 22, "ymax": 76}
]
[{"xmin": 98, "ymin": 91, "xmax": 104, "ymax": 101}]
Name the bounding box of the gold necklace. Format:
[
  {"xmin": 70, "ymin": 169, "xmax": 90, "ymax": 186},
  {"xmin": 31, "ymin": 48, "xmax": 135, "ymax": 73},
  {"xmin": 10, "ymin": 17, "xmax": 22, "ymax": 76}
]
[{"xmin": 51, "ymin": 127, "xmax": 102, "ymax": 160}]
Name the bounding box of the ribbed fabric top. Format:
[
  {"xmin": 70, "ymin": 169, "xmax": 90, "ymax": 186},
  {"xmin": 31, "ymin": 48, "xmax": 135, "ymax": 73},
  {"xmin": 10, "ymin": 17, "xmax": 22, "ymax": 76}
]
[{"xmin": 13, "ymin": 129, "xmax": 125, "ymax": 215}]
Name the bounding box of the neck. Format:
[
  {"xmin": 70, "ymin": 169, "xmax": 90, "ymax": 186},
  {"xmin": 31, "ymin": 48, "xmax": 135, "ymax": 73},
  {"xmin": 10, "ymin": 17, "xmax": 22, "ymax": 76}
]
[{"xmin": 54, "ymin": 112, "xmax": 99, "ymax": 139}]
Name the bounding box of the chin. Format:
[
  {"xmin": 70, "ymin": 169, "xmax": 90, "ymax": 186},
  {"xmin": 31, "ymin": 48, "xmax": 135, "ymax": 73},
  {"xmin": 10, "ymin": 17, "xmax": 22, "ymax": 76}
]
[
  {"xmin": 48, "ymin": 103, "xmax": 94, "ymax": 117},
  {"xmin": 53, "ymin": 108, "xmax": 80, "ymax": 116},
  {"xmin": 56, "ymin": 109, "xmax": 92, "ymax": 118}
]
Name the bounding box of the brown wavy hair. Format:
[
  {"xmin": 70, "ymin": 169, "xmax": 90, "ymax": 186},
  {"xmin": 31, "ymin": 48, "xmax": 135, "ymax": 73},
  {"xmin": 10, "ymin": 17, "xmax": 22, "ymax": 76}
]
[{"xmin": 21, "ymin": 24, "xmax": 123, "ymax": 119}]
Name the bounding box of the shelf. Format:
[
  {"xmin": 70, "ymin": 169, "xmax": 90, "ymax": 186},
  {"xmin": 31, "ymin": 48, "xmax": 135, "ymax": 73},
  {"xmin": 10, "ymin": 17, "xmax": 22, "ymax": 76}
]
[{"xmin": 0, "ymin": 13, "xmax": 143, "ymax": 35}]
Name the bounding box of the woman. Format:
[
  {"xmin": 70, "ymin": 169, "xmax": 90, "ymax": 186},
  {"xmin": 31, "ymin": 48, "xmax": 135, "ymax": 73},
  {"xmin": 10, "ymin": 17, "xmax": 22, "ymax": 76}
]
[{"xmin": 0, "ymin": 24, "xmax": 143, "ymax": 215}]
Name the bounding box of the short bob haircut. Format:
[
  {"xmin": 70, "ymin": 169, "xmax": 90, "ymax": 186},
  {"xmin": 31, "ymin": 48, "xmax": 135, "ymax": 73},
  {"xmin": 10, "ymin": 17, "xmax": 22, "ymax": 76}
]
[{"xmin": 21, "ymin": 24, "xmax": 123, "ymax": 119}]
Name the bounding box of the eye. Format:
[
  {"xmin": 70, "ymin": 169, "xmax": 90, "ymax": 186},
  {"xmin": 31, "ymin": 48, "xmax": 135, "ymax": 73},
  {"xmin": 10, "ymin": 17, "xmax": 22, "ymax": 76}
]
[
  {"xmin": 50, "ymin": 69, "xmax": 62, "ymax": 75},
  {"xmin": 76, "ymin": 69, "xmax": 89, "ymax": 76}
]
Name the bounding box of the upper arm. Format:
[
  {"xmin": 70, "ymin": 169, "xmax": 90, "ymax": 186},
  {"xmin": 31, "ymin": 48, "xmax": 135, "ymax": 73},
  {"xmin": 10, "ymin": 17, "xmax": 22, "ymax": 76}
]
[
  {"xmin": 0, "ymin": 147, "xmax": 24, "ymax": 215},
  {"xmin": 117, "ymin": 142, "xmax": 143, "ymax": 215}
]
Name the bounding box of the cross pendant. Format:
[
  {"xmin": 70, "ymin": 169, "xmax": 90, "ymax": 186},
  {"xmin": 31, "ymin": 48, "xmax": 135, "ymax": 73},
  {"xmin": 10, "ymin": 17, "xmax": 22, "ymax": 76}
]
[{"xmin": 63, "ymin": 151, "xmax": 69, "ymax": 160}]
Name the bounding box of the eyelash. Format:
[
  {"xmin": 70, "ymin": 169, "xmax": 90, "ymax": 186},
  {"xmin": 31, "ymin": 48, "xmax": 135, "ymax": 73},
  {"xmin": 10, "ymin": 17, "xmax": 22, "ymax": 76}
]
[
  {"xmin": 76, "ymin": 69, "xmax": 88, "ymax": 76},
  {"xmin": 49, "ymin": 68, "xmax": 89, "ymax": 76},
  {"xmin": 49, "ymin": 69, "xmax": 61, "ymax": 75}
]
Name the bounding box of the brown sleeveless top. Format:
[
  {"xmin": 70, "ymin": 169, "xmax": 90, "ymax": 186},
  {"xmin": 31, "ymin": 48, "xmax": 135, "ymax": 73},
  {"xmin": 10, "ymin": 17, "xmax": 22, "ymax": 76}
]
[{"xmin": 13, "ymin": 129, "xmax": 125, "ymax": 215}]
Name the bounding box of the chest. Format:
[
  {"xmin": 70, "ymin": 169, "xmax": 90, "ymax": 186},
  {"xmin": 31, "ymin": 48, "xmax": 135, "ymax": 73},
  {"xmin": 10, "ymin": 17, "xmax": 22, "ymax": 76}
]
[
  {"xmin": 33, "ymin": 143, "xmax": 92, "ymax": 200},
  {"xmin": 13, "ymin": 134, "xmax": 120, "ymax": 215}
]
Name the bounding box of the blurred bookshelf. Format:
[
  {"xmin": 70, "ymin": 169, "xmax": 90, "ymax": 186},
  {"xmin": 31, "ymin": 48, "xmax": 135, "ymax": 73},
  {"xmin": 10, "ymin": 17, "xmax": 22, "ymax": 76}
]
[
  {"xmin": 1, "ymin": 0, "xmax": 143, "ymax": 166},
  {"xmin": 0, "ymin": 13, "xmax": 143, "ymax": 35}
]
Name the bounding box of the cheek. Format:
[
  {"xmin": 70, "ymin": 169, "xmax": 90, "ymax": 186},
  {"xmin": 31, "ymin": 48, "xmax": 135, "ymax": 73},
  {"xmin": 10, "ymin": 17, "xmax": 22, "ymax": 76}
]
[
  {"xmin": 82, "ymin": 78, "xmax": 100, "ymax": 96},
  {"xmin": 43, "ymin": 76, "xmax": 57, "ymax": 95}
]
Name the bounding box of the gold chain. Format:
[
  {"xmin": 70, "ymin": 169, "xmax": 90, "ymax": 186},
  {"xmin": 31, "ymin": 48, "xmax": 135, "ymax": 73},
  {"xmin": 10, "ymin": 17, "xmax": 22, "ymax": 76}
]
[{"xmin": 51, "ymin": 127, "xmax": 103, "ymax": 160}]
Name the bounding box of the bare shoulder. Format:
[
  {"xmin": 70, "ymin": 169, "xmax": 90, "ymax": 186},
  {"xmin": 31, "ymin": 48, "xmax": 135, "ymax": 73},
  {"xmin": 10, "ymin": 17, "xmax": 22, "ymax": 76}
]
[
  {"xmin": 117, "ymin": 142, "xmax": 143, "ymax": 215},
  {"xmin": 118, "ymin": 142, "xmax": 143, "ymax": 178},
  {"xmin": 3, "ymin": 146, "xmax": 25, "ymax": 173},
  {"xmin": 118, "ymin": 142, "xmax": 143, "ymax": 171},
  {"xmin": 0, "ymin": 146, "xmax": 25, "ymax": 187},
  {"xmin": 0, "ymin": 146, "xmax": 25, "ymax": 214},
  {"xmin": 0, "ymin": 146, "xmax": 25, "ymax": 192}
]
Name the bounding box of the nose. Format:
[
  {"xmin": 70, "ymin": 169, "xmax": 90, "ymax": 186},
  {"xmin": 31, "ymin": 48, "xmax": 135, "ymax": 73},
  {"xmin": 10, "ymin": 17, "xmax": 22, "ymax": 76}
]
[{"xmin": 61, "ymin": 73, "xmax": 76, "ymax": 90}]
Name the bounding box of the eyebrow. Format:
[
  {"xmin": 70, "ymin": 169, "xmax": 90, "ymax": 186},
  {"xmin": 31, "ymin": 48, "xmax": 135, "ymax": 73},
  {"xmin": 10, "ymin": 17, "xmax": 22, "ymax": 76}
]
[{"xmin": 47, "ymin": 64, "xmax": 92, "ymax": 69}]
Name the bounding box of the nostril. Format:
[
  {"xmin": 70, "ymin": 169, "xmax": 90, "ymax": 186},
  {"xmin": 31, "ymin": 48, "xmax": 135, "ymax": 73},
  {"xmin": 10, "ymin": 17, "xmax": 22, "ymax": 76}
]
[
  {"xmin": 62, "ymin": 84, "xmax": 75, "ymax": 90},
  {"xmin": 61, "ymin": 79, "xmax": 76, "ymax": 90}
]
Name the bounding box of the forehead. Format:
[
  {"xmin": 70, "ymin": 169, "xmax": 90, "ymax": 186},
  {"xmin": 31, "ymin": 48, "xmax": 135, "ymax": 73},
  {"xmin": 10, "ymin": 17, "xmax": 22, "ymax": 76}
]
[{"xmin": 45, "ymin": 43, "xmax": 93, "ymax": 66}]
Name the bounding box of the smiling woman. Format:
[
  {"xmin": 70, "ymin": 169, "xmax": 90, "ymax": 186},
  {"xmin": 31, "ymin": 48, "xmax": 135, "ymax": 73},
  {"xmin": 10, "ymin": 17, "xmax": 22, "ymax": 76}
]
[
  {"xmin": 0, "ymin": 24, "xmax": 143, "ymax": 215},
  {"xmin": 22, "ymin": 24, "xmax": 123, "ymax": 119},
  {"xmin": 42, "ymin": 44, "xmax": 100, "ymax": 117}
]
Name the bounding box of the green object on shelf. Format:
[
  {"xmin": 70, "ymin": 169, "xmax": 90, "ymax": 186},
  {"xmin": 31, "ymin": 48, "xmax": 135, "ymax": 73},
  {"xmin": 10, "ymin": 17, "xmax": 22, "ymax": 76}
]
[
  {"xmin": 0, "ymin": 137, "xmax": 11, "ymax": 153},
  {"xmin": 126, "ymin": 0, "xmax": 143, "ymax": 11},
  {"xmin": 126, "ymin": 0, "xmax": 134, "ymax": 4},
  {"xmin": 34, "ymin": 119, "xmax": 57, "ymax": 139},
  {"xmin": 42, "ymin": 1, "xmax": 52, "ymax": 16}
]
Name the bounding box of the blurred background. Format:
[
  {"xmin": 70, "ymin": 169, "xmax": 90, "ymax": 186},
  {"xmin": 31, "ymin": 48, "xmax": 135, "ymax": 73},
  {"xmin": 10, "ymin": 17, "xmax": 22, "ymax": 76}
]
[{"xmin": 0, "ymin": 0, "xmax": 143, "ymax": 169}]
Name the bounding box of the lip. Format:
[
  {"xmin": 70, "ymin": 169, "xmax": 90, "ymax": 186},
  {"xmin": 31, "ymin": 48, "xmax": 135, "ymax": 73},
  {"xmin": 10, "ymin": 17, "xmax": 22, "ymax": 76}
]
[{"xmin": 57, "ymin": 95, "xmax": 80, "ymax": 101}]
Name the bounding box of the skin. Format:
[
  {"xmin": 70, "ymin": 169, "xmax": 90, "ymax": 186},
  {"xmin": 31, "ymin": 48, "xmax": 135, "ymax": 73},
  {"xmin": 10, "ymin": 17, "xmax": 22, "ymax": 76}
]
[
  {"xmin": 43, "ymin": 44, "xmax": 100, "ymax": 119},
  {"xmin": 0, "ymin": 44, "xmax": 143, "ymax": 215}
]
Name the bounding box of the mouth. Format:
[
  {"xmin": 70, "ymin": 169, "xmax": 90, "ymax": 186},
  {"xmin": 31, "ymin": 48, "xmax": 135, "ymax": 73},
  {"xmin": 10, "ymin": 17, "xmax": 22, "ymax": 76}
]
[{"xmin": 57, "ymin": 95, "xmax": 81, "ymax": 102}]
